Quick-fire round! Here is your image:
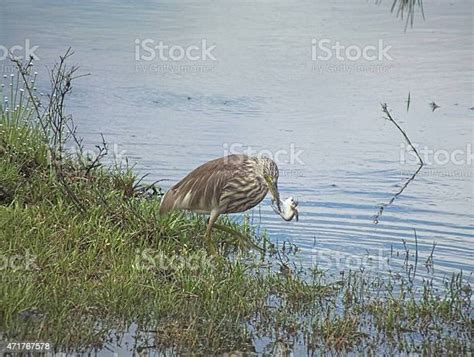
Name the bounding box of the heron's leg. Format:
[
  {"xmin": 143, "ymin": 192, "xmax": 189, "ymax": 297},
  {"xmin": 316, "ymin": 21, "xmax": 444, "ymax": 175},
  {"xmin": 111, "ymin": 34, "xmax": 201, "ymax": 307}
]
[
  {"xmin": 213, "ymin": 223, "xmax": 264, "ymax": 253},
  {"xmin": 204, "ymin": 210, "xmax": 219, "ymax": 255}
]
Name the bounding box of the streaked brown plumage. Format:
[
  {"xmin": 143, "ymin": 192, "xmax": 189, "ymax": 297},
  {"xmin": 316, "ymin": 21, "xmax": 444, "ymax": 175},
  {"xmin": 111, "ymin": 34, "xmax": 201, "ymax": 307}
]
[{"xmin": 160, "ymin": 154, "xmax": 280, "ymax": 252}]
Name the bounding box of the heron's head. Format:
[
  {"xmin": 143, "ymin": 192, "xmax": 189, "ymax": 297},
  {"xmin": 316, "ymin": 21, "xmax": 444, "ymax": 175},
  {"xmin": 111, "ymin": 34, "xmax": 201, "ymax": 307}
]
[{"xmin": 259, "ymin": 156, "xmax": 280, "ymax": 211}]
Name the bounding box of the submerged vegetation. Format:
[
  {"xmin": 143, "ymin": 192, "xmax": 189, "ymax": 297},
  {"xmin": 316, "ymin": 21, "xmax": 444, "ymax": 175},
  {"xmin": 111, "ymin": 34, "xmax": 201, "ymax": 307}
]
[{"xmin": 0, "ymin": 54, "xmax": 472, "ymax": 355}]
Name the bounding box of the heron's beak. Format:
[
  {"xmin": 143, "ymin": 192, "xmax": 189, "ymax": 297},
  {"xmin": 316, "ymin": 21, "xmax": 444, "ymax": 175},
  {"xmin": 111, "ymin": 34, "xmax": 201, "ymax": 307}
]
[{"xmin": 268, "ymin": 178, "xmax": 281, "ymax": 212}]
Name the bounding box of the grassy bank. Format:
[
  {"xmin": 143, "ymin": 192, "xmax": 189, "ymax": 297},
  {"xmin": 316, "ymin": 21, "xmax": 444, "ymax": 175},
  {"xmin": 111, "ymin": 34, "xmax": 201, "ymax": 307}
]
[{"xmin": 0, "ymin": 55, "xmax": 472, "ymax": 355}]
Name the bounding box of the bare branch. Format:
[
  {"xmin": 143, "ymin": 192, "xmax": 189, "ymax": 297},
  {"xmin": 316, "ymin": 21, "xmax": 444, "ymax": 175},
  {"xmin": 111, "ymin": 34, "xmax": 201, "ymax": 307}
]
[
  {"xmin": 10, "ymin": 55, "xmax": 48, "ymax": 138},
  {"xmin": 85, "ymin": 133, "xmax": 108, "ymax": 175},
  {"xmin": 373, "ymin": 104, "xmax": 424, "ymax": 224},
  {"xmin": 10, "ymin": 49, "xmax": 89, "ymax": 214}
]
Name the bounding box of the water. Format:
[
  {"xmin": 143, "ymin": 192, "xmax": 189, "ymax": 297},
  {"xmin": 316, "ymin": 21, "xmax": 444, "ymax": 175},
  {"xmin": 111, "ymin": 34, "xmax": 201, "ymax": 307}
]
[{"xmin": 2, "ymin": 1, "xmax": 472, "ymax": 277}]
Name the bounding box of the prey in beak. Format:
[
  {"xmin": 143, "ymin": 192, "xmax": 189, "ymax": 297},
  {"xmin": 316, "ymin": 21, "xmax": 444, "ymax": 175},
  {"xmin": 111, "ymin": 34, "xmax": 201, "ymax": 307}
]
[
  {"xmin": 265, "ymin": 174, "xmax": 298, "ymax": 222},
  {"xmin": 272, "ymin": 196, "xmax": 299, "ymax": 222}
]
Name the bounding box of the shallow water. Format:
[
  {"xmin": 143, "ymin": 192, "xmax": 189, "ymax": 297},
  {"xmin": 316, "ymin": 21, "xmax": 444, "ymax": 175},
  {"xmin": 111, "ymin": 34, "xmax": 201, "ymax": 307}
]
[{"xmin": 2, "ymin": 0, "xmax": 472, "ymax": 281}]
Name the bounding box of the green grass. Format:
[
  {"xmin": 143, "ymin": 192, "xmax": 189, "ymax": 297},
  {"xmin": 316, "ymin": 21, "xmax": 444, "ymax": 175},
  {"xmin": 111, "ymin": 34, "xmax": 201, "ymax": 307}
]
[{"xmin": 0, "ymin": 56, "xmax": 472, "ymax": 355}]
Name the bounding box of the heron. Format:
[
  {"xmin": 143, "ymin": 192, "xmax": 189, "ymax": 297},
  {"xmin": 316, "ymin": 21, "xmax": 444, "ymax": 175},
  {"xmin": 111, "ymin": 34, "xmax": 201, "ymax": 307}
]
[{"xmin": 159, "ymin": 154, "xmax": 282, "ymax": 253}]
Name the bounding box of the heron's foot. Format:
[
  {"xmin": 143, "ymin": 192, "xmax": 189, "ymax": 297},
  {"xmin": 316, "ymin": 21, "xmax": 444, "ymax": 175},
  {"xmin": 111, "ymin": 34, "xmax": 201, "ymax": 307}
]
[{"xmin": 213, "ymin": 223, "xmax": 264, "ymax": 253}]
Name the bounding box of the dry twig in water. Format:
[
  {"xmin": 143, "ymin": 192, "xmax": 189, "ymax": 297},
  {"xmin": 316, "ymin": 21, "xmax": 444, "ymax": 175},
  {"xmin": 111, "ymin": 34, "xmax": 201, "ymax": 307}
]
[{"xmin": 373, "ymin": 104, "xmax": 424, "ymax": 224}]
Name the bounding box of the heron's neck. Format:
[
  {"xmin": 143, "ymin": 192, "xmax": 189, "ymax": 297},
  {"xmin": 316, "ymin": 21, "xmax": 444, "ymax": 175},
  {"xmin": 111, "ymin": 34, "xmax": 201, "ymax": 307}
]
[{"xmin": 252, "ymin": 157, "xmax": 267, "ymax": 177}]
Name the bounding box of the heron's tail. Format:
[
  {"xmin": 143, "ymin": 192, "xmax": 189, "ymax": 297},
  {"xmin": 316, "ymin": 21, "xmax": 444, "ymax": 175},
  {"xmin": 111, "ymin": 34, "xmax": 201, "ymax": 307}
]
[{"xmin": 159, "ymin": 190, "xmax": 176, "ymax": 216}]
